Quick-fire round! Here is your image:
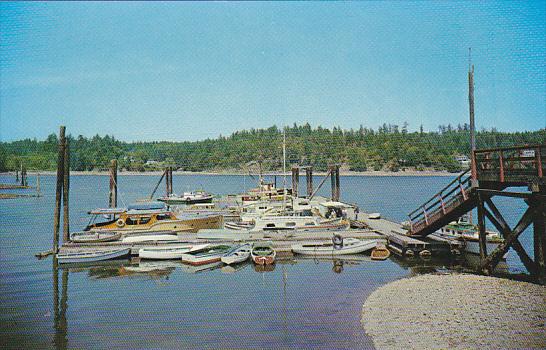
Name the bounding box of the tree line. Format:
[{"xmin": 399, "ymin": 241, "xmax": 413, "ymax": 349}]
[{"xmin": 1, "ymin": 123, "xmax": 544, "ymax": 173}]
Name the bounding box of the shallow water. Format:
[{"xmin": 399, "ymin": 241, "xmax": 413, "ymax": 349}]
[{"xmin": 0, "ymin": 174, "xmax": 533, "ymax": 349}]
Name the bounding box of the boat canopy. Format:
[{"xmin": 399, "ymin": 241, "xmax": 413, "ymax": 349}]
[
  {"xmin": 127, "ymin": 202, "xmax": 166, "ymax": 211},
  {"xmin": 88, "ymin": 208, "xmax": 127, "ymax": 215}
]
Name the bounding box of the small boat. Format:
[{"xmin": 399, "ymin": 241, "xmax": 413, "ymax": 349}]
[
  {"xmin": 138, "ymin": 244, "xmax": 209, "ymax": 260},
  {"xmin": 57, "ymin": 248, "xmax": 130, "ymax": 264},
  {"xmin": 251, "ymin": 242, "xmax": 276, "ymax": 265},
  {"xmin": 291, "ymin": 237, "xmax": 378, "ymax": 256},
  {"xmin": 221, "ymin": 244, "xmax": 251, "ymax": 265},
  {"xmin": 180, "ymin": 245, "xmax": 233, "ymax": 266},
  {"xmin": 157, "ymin": 191, "xmax": 214, "ymax": 205},
  {"xmin": 121, "ymin": 234, "xmax": 179, "ymax": 243},
  {"xmin": 368, "ymin": 213, "xmax": 381, "ymax": 219},
  {"xmin": 70, "ymin": 231, "xmax": 121, "ymax": 243},
  {"xmin": 371, "ymin": 245, "xmax": 391, "ymax": 260}
]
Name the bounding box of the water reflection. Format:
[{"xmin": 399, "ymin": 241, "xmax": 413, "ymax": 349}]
[{"xmin": 52, "ymin": 260, "xmax": 68, "ymax": 350}]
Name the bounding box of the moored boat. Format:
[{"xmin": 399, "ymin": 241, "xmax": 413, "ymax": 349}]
[
  {"xmin": 57, "ymin": 248, "xmax": 130, "ymax": 264},
  {"xmin": 221, "ymin": 244, "xmax": 251, "ymax": 265},
  {"xmin": 180, "ymin": 245, "xmax": 233, "ymax": 266},
  {"xmin": 70, "ymin": 231, "xmax": 121, "ymax": 243},
  {"xmin": 371, "ymin": 245, "xmax": 391, "ymax": 260},
  {"xmin": 251, "ymin": 242, "xmax": 276, "ymax": 265},
  {"xmin": 291, "ymin": 237, "xmax": 377, "ymax": 256},
  {"xmin": 138, "ymin": 244, "xmax": 209, "ymax": 260},
  {"xmin": 157, "ymin": 191, "xmax": 214, "ymax": 205}
]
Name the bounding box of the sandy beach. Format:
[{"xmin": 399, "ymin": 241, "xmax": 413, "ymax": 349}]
[{"xmin": 361, "ymin": 273, "xmax": 546, "ymax": 349}]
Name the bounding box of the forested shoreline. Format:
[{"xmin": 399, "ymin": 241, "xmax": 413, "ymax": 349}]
[{"xmin": 1, "ymin": 123, "xmax": 544, "ymax": 173}]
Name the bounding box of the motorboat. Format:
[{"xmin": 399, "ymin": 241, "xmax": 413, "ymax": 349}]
[
  {"xmin": 157, "ymin": 191, "xmax": 214, "ymax": 205},
  {"xmin": 70, "ymin": 231, "xmax": 121, "ymax": 243},
  {"xmin": 291, "ymin": 237, "xmax": 378, "ymax": 256}
]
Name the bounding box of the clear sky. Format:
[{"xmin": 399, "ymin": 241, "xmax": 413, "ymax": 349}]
[{"xmin": 1, "ymin": 2, "xmax": 544, "ymax": 142}]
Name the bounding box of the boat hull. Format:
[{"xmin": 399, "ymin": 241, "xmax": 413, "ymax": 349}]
[
  {"xmin": 70, "ymin": 231, "xmax": 121, "ymax": 243},
  {"xmin": 291, "ymin": 240, "xmax": 377, "ymax": 256},
  {"xmin": 158, "ymin": 196, "xmax": 213, "ymax": 205},
  {"xmin": 138, "ymin": 246, "xmax": 193, "ymax": 260},
  {"xmin": 57, "ymin": 248, "xmax": 130, "ymax": 264},
  {"xmin": 252, "ymin": 255, "xmax": 275, "ymax": 265},
  {"xmin": 181, "ymin": 255, "xmax": 223, "ymax": 266}
]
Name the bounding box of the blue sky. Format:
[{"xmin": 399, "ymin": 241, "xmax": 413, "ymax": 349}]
[{"xmin": 1, "ymin": 2, "xmax": 544, "ymax": 142}]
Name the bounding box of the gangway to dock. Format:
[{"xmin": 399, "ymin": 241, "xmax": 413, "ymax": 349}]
[{"xmin": 406, "ymin": 144, "xmax": 545, "ymax": 280}]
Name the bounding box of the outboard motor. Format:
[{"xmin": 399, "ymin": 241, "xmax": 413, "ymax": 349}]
[{"xmin": 332, "ymin": 234, "xmax": 344, "ymax": 250}]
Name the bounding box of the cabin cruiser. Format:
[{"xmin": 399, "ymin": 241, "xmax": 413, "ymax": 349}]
[
  {"xmin": 84, "ymin": 202, "xmax": 222, "ymax": 234},
  {"xmin": 157, "ymin": 190, "xmax": 214, "ymax": 205},
  {"xmin": 432, "ymin": 215, "xmax": 506, "ymax": 257}
]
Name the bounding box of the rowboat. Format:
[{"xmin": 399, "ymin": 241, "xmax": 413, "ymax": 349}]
[
  {"xmin": 180, "ymin": 245, "xmax": 233, "ymax": 266},
  {"xmin": 57, "ymin": 248, "xmax": 130, "ymax": 264},
  {"xmin": 121, "ymin": 233, "xmax": 179, "ymax": 243},
  {"xmin": 291, "ymin": 238, "xmax": 378, "ymax": 256},
  {"xmin": 221, "ymin": 244, "xmax": 251, "ymax": 265},
  {"xmin": 70, "ymin": 231, "xmax": 121, "ymax": 243},
  {"xmin": 251, "ymin": 242, "xmax": 276, "ymax": 265},
  {"xmin": 138, "ymin": 244, "xmax": 209, "ymax": 260},
  {"xmin": 371, "ymin": 245, "xmax": 391, "ymax": 260}
]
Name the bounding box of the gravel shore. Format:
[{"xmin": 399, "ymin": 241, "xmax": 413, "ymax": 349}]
[{"xmin": 361, "ymin": 273, "xmax": 546, "ymax": 349}]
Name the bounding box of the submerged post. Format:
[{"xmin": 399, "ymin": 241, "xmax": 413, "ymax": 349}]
[
  {"xmin": 53, "ymin": 126, "xmax": 66, "ymax": 254},
  {"xmin": 306, "ymin": 167, "xmax": 313, "ymax": 198},
  {"xmin": 109, "ymin": 159, "xmax": 118, "ymax": 208},
  {"xmin": 291, "ymin": 166, "xmax": 299, "ymax": 198},
  {"xmin": 62, "ymin": 142, "xmax": 70, "ymax": 242}
]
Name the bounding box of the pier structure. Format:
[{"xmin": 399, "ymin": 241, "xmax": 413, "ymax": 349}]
[{"xmin": 407, "ymin": 144, "xmax": 545, "ymax": 280}]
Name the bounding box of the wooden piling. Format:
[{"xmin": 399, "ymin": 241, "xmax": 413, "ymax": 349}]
[
  {"xmin": 291, "ymin": 166, "xmax": 299, "ymax": 198},
  {"xmin": 165, "ymin": 167, "xmax": 171, "ymax": 196},
  {"xmin": 53, "ymin": 126, "xmax": 66, "ymax": 254},
  {"xmin": 306, "ymin": 167, "xmax": 313, "ymax": 198},
  {"xmin": 335, "ymin": 165, "xmax": 340, "ymax": 201},
  {"xmin": 15, "ymin": 169, "xmax": 19, "ymax": 182},
  {"xmin": 62, "ymin": 142, "xmax": 70, "ymax": 242},
  {"xmin": 476, "ymin": 193, "xmax": 488, "ymax": 264},
  {"xmin": 330, "ymin": 165, "xmax": 340, "ymax": 201},
  {"xmin": 533, "ymin": 186, "xmax": 546, "ymax": 282},
  {"xmin": 109, "ymin": 159, "xmax": 118, "ymax": 208},
  {"xmin": 36, "ymin": 173, "xmax": 41, "ymax": 197}
]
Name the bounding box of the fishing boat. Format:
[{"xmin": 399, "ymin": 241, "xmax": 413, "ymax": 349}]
[
  {"xmin": 56, "ymin": 248, "xmax": 130, "ymax": 264},
  {"xmin": 180, "ymin": 245, "xmax": 233, "ymax": 266},
  {"xmin": 251, "ymin": 242, "xmax": 276, "ymax": 265},
  {"xmin": 291, "ymin": 237, "xmax": 377, "ymax": 256},
  {"xmin": 84, "ymin": 202, "xmax": 222, "ymax": 234},
  {"xmin": 221, "ymin": 244, "xmax": 251, "ymax": 265},
  {"xmin": 138, "ymin": 244, "xmax": 209, "ymax": 260},
  {"xmin": 432, "ymin": 216, "xmax": 506, "ymax": 257},
  {"xmin": 70, "ymin": 231, "xmax": 121, "ymax": 243},
  {"xmin": 157, "ymin": 191, "xmax": 214, "ymax": 205},
  {"xmin": 371, "ymin": 245, "xmax": 391, "ymax": 260}
]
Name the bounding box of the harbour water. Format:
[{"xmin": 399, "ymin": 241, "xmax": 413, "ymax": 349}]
[{"xmin": 0, "ymin": 174, "xmax": 533, "ymax": 349}]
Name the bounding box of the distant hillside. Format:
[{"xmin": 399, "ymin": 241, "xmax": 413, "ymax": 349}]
[{"xmin": 1, "ymin": 123, "xmax": 544, "ymax": 173}]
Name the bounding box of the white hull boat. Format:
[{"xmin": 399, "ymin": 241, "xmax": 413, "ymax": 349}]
[
  {"xmin": 57, "ymin": 248, "xmax": 130, "ymax": 264},
  {"xmin": 291, "ymin": 238, "xmax": 378, "ymax": 256},
  {"xmin": 121, "ymin": 234, "xmax": 179, "ymax": 244},
  {"xmin": 70, "ymin": 231, "xmax": 122, "ymax": 243},
  {"xmin": 138, "ymin": 244, "xmax": 209, "ymax": 260},
  {"xmin": 181, "ymin": 245, "xmax": 233, "ymax": 266},
  {"xmin": 221, "ymin": 244, "xmax": 251, "ymax": 265}
]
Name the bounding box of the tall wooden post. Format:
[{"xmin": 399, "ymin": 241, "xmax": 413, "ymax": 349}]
[
  {"xmin": 22, "ymin": 165, "xmax": 27, "ymax": 187},
  {"xmin": 533, "ymin": 186, "xmax": 546, "ymax": 283},
  {"xmin": 36, "ymin": 173, "xmax": 41, "ymax": 197},
  {"xmin": 165, "ymin": 167, "xmax": 173, "ymax": 196},
  {"xmin": 477, "ymin": 192, "xmax": 488, "ymax": 267},
  {"xmin": 169, "ymin": 167, "xmax": 173, "ymax": 195},
  {"xmin": 62, "ymin": 142, "xmax": 70, "ymax": 242},
  {"xmin": 15, "ymin": 169, "xmax": 19, "ymax": 182},
  {"xmin": 469, "ymin": 63, "xmax": 477, "ymax": 182},
  {"xmin": 330, "ymin": 165, "xmax": 336, "ymax": 201},
  {"xmin": 53, "ymin": 126, "xmax": 66, "ymax": 254},
  {"xmin": 291, "ymin": 166, "xmax": 299, "ymax": 198},
  {"xmin": 20, "ymin": 163, "xmax": 23, "ymax": 184},
  {"xmin": 335, "ymin": 165, "xmax": 341, "ymax": 201},
  {"xmin": 306, "ymin": 167, "xmax": 313, "ymax": 198},
  {"xmin": 109, "ymin": 160, "xmax": 118, "ymax": 208}
]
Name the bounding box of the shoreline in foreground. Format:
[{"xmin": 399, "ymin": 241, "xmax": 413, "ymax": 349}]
[
  {"xmin": 1, "ymin": 169, "xmax": 460, "ymax": 177},
  {"xmin": 361, "ymin": 273, "xmax": 546, "ymax": 349}
]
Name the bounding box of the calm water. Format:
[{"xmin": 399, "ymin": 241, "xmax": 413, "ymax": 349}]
[{"xmin": 0, "ymin": 174, "xmax": 533, "ymax": 349}]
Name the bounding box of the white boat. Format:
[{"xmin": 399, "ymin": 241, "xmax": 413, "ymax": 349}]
[
  {"xmin": 251, "ymin": 242, "xmax": 276, "ymax": 265},
  {"xmin": 157, "ymin": 191, "xmax": 214, "ymax": 205},
  {"xmin": 221, "ymin": 244, "xmax": 251, "ymax": 265},
  {"xmin": 180, "ymin": 245, "xmax": 233, "ymax": 266},
  {"xmin": 291, "ymin": 238, "xmax": 378, "ymax": 256},
  {"xmin": 57, "ymin": 248, "xmax": 130, "ymax": 264},
  {"xmin": 138, "ymin": 244, "xmax": 209, "ymax": 260},
  {"xmin": 226, "ymin": 216, "xmax": 349, "ymax": 232},
  {"xmin": 70, "ymin": 231, "xmax": 121, "ymax": 243},
  {"xmin": 121, "ymin": 234, "xmax": 179, "ymax": 244}
]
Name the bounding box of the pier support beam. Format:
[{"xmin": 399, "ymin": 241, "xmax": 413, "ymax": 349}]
[
  {"xmin": 109, "ymin": 159, "xmax": 118, "ymax": 208},
  {"xmin": 330, "ymin": 164, "xmax": 340, "ymax": 201},
  {"xmin": 533, "ymin": 186, "xmax": 546, "ymax": 283},
  {"xmin": 291, "ymin": 166, "xmax": 299, "ymax": 198},
  {"xmin": 165, "ymin": 167, "xmax": 173, "ymax": 196},
  {"xmin": 62, "ymin": 142, "xmax": 70, "ymax": 243},
  {"xmin": 306, "ymin": 167, "xmax": 313, "ymax": 198},
  {"xmin": 53, "ymin": 126, "xmax": 66, "ymax": 254},
  {"xmin": 476, "ymin": 193, "xmax": 488, "ymax": 262}
]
